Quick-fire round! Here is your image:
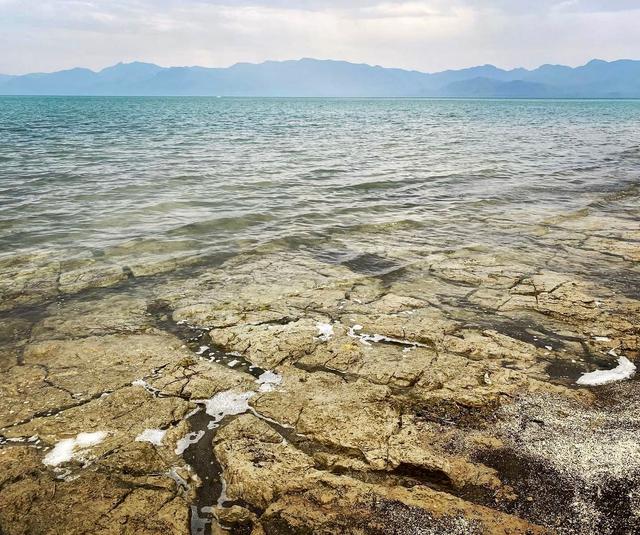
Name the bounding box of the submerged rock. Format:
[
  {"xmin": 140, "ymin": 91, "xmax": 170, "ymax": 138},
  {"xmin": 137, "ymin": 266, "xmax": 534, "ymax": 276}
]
[{"xmin": 1, "ymin": 201, "xmax": 639, "ymax": 534}]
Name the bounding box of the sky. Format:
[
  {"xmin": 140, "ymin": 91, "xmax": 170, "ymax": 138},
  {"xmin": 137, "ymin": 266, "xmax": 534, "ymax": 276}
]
[{"xmin": 1, "ymin": 0, "xmax": 639, "ymax": 75}]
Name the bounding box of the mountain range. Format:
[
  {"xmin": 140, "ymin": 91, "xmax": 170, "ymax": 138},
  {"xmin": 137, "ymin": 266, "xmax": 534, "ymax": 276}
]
[{"xmin": 1, "ymin": 58, "xmax": 639, "ymax": 98}]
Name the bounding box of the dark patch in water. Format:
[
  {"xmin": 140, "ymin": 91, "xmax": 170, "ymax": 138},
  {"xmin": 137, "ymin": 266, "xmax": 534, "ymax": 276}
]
[
  {"xmin": 182, "ymin": 409, "xmax": 261, "ymax": 535},
  {"xmin": 312, "ymin": 249, "xmax": 352, "ymax": 265},
  {"xmin": 147, "ymin": 300, "xmax": 266, "ymax": 380},
  {"xmin": 342, "ymin": 253, "xmax": 398, "ymax": 276},
  {"xmin": 376, "ymin": 265, "xmax": 409, "ymax": 286},
  {"xmin": 544, "ymin": 359, "xmax": 585, "ymax": 382},
  {"xmin": 313, "ymin": 249, "xmax": 399, "ymax": 277},
  {"xmin": 145, "ymin": 300, "xmax": 270, "ymax": 535},
  {"xmin": 183, "ymin": 409, "xmax": 219, "ymax": 535},
  {"xmin": 578, "ymin": 265, "xmax": 640, "ymax": 300}
]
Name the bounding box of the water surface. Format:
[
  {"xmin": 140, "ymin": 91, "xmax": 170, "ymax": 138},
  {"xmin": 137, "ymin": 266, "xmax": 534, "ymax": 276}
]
[{"xmin": 1, "ymin": 97, "xmax": 639, "ymax": 268}]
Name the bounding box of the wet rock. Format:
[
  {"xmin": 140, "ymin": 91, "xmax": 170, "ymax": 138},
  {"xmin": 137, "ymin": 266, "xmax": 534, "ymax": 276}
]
[
  {"xmin": 0, "ymin": 385, "xmax": 195, "ymax": 534},
  {"xmin": 214, "ymin": 415, "xmax": 316, "ymax": 509},
  {"xmin": 0, "ymin": 332, "xmax": 198, "ymax": 431},
  {"xmin": 0, "ymin": 364, "xmax": 75, "ymax": 428},
  {"xmin": 297, "ymin": 327, "xmax": 433, "ymax": 388},
  {"xmin": 155, "ymin": 253, "xmax": 355, "ymax": 324},
  {"xmin": 442, "ymin": 329, "xmax": 540, "ymax": 366},
  {"xmin": 0, "ymin": 445, "xmax": 189, "ymax": 535},
  {"xmin": 31, "ymin": 295, "xmax": 152, "ymax": 341},
  {"xmin": 147, "ymin": 360, "xmax": 255, "ymax": 400},
  {"xmin": 211, "ymin": 319, "xmax": 320, "ymax": 369},
  {"xmin": 583, "ymin": 236, "xmax": 640, "ymax": 262},
  {"xmin": 4, "ymin": 386, "xmax": 194, "ymax": 454},
  {"xmin": 0, "ymin": 316, "xmax": 32, "ymax": 371},
  {"xmin": 1, "ymin": 204, "xmax": 639, "ymax": 533},
  {"xmin": 386, "ymin": 414, "xmax": 505, "ymax": 495},
  {"xmin": 58, "ymin": 263, "xmax": 128, "ymax": 295},
  {"xmin": 342, "ymin": 307, "xmax": 458, "ymax": 348},
  {"xmin": 214, "ymin": 415, "xmax": 547, "ymax": 534},
  {"xmin": 22, "ymin": 333, "xmax": 192, "ymax": 400},
  {"xmin": 0, "ymin": 253, "xmax": 60, "ymax": 311},
  {"xmin": 427, "ymin": 251, "xmax": 532, "ymax": 290},
  {"xmin": 252, "ymin": 368, "xmax": 399, "ymax": 468}
]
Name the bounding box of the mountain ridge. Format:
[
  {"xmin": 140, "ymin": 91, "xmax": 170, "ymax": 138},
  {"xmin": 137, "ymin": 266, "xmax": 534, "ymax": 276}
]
[{"xmin": 1, "ymin": 58, "xmax": 639, "ymax": 97}]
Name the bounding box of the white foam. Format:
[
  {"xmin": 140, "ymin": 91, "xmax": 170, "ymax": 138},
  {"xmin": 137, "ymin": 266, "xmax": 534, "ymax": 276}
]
[
  {"xmin": 174, "ymin": 430, "xmax": 205, "ymax": 454},
  {"xmin": 196, "ymin": 346, "xmax": 209, "ymax": 355},
  {"xmin": 577, "ymin": 357, "xmax": 636, "ymax": 386},
  {"xmin": 75, "ymin": 432, "xmax": 106, "ymax": 448},
  {"xmin": 203, "ymin": 390, "xmax": 254, "ymax": 423},
  {"xmin": 256, "ymin": 370, "xmax": 283, "ymax": 392},
  {"xmin": 217, "ymin": 475, "xmax": 229, "ymax": 507},
  {"xmin": 348, "ymin": 324, "xmax": 427, "ymax": 348},
  {"xmin": 316, "ymin": 322, "xmax": 334, "ymax": 341},
  {"xmin": 135, "ymin": 428, "xmax": 167, "ymax": 446},
  {"xmin": 167, "ymin": 467, "xmax": 190, "ymax": 490},
  {"xmin": 44, "ymin": 439, "xmax": 76, "ymax": 466},
  {"xmin": 131, "ymin": 378, "xmax": 160, "ymax": 395},
  {"xmin": 43, "ymin": 431, "xmax": 107, "ymax": 467},
  {"xmin": 248, "ymin": 407, "xmax": 295, "ymax": 429},
  {"xmin": 227, "ymin": 359, "xmax": 239, "ymax": 367}
]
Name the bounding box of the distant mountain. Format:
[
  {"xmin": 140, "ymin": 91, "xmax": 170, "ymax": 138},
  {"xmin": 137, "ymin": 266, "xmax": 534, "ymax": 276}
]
[
  {"xmin": 442, "ymin": 78, "xmax": 552, "ymax": 98},
  {"xmin": 1, "ymin": 58, "xmax": 639, "ymax": 97}
]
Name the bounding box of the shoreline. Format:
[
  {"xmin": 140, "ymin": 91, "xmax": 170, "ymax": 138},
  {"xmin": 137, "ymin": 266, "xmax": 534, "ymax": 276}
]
[{"xmin": 1, "ymin": 191, "xmax": 639, "ymax": 534}]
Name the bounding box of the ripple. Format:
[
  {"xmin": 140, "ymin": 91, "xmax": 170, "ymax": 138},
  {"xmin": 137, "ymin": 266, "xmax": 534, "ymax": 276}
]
[{"xmin": 1, "ymin": 96, "xmax": 639, "ymax": 269}]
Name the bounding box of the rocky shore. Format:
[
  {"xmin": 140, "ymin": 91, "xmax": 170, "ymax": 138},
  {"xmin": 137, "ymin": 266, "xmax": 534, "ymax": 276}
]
[{"xmin": 1, "ymin": 195, "xmax": 639, "ymax": 535}]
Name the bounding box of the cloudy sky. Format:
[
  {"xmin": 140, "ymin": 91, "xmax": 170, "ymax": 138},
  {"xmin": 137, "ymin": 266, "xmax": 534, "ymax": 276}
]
[{"xmin": 1, "ymin": 0, "xmax": 639, "ymax": 74}]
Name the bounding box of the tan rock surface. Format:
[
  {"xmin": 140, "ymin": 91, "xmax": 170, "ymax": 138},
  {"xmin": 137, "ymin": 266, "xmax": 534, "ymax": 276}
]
[
  {"xmin": 1, "ymin": 202, "xmax": 639, "ymax": 534},
  {"xmin": 214, "ymin": 414, "xmax": 547, "ymax": 534}
]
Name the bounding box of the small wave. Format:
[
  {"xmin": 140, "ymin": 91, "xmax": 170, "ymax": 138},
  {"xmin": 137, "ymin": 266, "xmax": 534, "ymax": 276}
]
[
  {"xmin": 589, "ymin": 182, "xmax": 640, "ymax": 207},
  {"xmin": 618, "ymin": 146, "xmax": 640, "ymax": 159},
  {"xmin": 167, "ymin": 213, "xmax": 277, "ymax": 236}
]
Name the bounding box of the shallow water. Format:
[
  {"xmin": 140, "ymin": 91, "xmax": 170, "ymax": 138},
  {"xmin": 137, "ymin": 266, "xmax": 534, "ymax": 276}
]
[
  {"xmin": 2, "ymin": 97, "xmax": 640, "ymax": 270},
  {"xmin": 1, "ymin": 97, "xmax": 640, "ymax": 535}
]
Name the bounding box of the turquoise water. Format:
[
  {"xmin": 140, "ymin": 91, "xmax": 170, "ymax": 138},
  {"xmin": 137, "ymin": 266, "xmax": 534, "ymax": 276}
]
[{"xmin": 1, "ymin": 97, "xmax": 639, "ymax": 267}]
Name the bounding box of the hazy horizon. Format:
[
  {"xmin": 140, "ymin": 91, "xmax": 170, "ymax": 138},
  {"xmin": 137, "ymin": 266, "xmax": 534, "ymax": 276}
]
[
  {"xmin": 3, "ymin": 56, "xmax": 640, "ymax": 98},
  {"xmin": 2, "ymin": 1, "xmax": 640, "ymax": 75},
  {"xmin": 4, "ymin": 56, "xmax": 640, "ymax": 78}
]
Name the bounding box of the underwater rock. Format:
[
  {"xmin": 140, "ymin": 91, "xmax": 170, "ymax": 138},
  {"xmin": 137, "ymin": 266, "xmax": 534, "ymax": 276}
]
[{"xmin": 0, "ymin": 203, "xmax": 639, "ymax": 534}]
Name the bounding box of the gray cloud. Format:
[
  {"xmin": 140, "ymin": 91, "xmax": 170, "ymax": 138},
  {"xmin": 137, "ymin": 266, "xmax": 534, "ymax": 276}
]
[{"xmin": 1, "ymin": 0, "xmax": 639, "ymax": 74}]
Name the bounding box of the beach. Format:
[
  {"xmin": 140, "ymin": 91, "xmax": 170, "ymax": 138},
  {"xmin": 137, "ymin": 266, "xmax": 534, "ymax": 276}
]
[{"xmin": 1, "ymin": 97, "xmax": 639, "ymax": 534}]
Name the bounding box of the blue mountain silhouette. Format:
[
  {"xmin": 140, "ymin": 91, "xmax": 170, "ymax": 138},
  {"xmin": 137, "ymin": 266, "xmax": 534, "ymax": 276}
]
[{"xmin": 1, "ymin": 58, "xmax": 639, "ymax": 97}]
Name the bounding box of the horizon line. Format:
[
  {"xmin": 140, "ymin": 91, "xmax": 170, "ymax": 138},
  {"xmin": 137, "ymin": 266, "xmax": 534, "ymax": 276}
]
[{"xmin": 2, "ymin": 96, "xmax": 640, "ymax": 102}]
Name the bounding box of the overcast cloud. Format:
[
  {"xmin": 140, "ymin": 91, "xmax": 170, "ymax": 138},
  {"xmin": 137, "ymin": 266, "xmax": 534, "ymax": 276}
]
[{"xmin": 1, "ymin": 0, "xmax": 639, "ymax": 74}]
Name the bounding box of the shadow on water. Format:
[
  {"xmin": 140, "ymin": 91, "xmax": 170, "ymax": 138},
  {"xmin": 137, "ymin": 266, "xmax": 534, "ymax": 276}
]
[{"xmin": 313, "ymin": 248, "xmax": 402, "ymax": 276}]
